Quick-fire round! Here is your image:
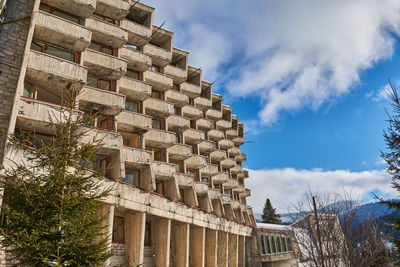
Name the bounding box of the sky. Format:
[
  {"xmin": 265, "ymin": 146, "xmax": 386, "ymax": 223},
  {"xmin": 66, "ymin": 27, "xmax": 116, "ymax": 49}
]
[{"xmin": 143, "ymin": 0, "xmax": 400, "ymax": 213}]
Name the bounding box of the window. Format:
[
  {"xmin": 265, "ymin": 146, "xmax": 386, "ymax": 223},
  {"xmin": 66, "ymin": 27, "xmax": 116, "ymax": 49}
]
[
  {"xmin": 189, "ymin": 98, "xmax": 194, "ymax": 106},
  {"xmin": 87, "ymin": 75, "xmax": 116, "ymax": 91},
  {"xmin": 282, "ymin": 237, "xmax": 287, "ymax": 252},
  {"xmin": 91, "ymin": 13, "xmax": 117, "ymax": 24},
  {"xmin": 287, "ymin": 238, "xmax": 293, "ymax": 251},
  {"xmin": 276, "ymin": 236, "xmax": 281, "ymax": 252},
  {"xmin": 95, "ymin": 155, "xmax": 111, "ymax": 177},
  {"xmin": 201, "ymin": 176, "xmax": 210, "ymax": 186},
  {"xmin": 192, "ymin": 144, "xmax": 198, "ymax": 155},
  {"xmin": 234, "ymin": 193, "xmax": 240, "ymax": 201},
  {"xmin": 152, "ymin": 118, "xmax": 162, "ymax": 129},
  {"xmin": 31, "ymin": 40, "xmax": 78, "ymax": 63},
  {"xmin": 260, "ymin": 235, "xmax": 266, "ymax": 254},
  {"xmin": 187, "ymin": 169, "xmax": 199, "ymax": 182},
  {"xmin": 39, "ymin": 4, "xmax": 81, "ymax": 24},
  {"xmin": 150, "ymin": 65, "xmax": 162, "ymax": 73},
  {"xmin": 179, "ymin": 189, "xmax": 185, "ymax": 202},
  {"xmin": 112, "ymin": 216, "xmax": 124, "ymax": 243},
  {"xmin": 122, "ymin": 132, "xmax": 141, "ymax": 148},
  {"xmin": 88, "ymin": 41, "xmax": 116, "ymax": 56},
  {"xmin": 173, "ymin": 84, "xmax": 180, "ymax": 91},
  {"xmin": 23, "ymin": 81, "xmax": 36, "ymax": 98},
  {"xmin": 266, "ymin": 235, "xmax": 272, "ymax": 254},
  {"xmin": 170, "ymin": 159, "xmax": 184, "ymax": 173},
  {"xmin": 125, "ymin": 100, "xmax": 141, "ymax": 113},
  {"xmin": 97, "ymin": 115, "xmax": 115, "ymax": 131},
  {"xmin": 144, "ymin": 223, "xmax": 151, "ymax": 246},
  {"xmin": 125, "ymin": 43, "xmax": 142, "ymax": 51},
  {"xmin": 155, "ymin": 180, "xmax": 166, "ymax": 195},
  {"xmin": 147, "ymin": 147, "xmax": 165, "ymax": 162},
  {"xmin": 151, "ymin": 90, "xmax": 164, "ymax": 100},
  {"xmin": 123, "ymin": 169, "xmax": 140, "ymax": 187},
  {"xmin": 126, "ymin": 69, "xmax": 142, "ymax": 80},
  {"xmin": 271, "ymin": 236, "xmax": 277, "ymax": 253},
  {"xmin": 214, "ymin": 183, "xmax": 220, "ymax": 190},
  {"xmin": 190, "ymin": 120, "xmax": 196, "ymax": 129},
  {"xmin": 174, "ymin": 107, "xmax": 181, "ymax": 116}
]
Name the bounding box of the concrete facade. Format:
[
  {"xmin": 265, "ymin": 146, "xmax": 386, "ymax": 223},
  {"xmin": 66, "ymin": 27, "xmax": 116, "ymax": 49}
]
[{"xmin": 0, "ymin": 0, "xmax": 256, "ymax": 266}]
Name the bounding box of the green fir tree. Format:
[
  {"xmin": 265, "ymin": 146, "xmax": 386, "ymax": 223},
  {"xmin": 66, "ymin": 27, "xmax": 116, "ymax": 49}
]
[
  {"xmin": 262, "ymin": 198, "xmax": 282, "ymax": 224},
  {"xmin": 0, "ymin": 87, "xmax": 113, "ymax": 266}
]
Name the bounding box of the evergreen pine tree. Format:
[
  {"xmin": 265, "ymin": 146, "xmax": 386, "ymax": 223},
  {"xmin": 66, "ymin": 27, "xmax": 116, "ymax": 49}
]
[
  {"xmin": 0, "ymin": 87, "xmax": 113, "ymax": 266},
  {"xmin": 262, "ymin": 198, "xmax": 282, "ymax": 224}
]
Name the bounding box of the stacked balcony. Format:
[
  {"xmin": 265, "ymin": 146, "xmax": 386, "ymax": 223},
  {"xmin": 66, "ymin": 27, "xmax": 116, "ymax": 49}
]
[
  {"xmin": 82, "ymin": 49, "xmax": 127, "ymax": 80},
  {"xmin": 196, "ymin": 118, "xmax": 213, "ymax": 131},
  {"xmin": 143, "ymin": 98, "xmax": 174, "ymax": 117},
  {"xmin": 194, "ymin": 81, "xmax": 212, "ymax": 110},
  {"xmin": 85, "ymin": 17, "xmax": 128, "ymax": 48},
  {"xmin": 94, "ymin": 0, "xmax": 131, "ymax": 20},
  {"xmin": 164, "ymin": 48, "xmax": 188, "ymax": 84},
  {"xmin": 122, "ymin": 147, "xmax": 152, "ymax": 167},
  {"xmin": 210, "ymin": 150, "xmax": 226, "ymax": 161},
  {"xmin": 144, "ymin": 129, "xmax": 176, "ymax": 148},
  {"xmin": 200, "ymin": 164, "xmax": 218, "ymax": 176},
  {"xmin": 181, "ymin": 105, "xmax": 202, "ymax": 120},
  {"xmin": 218, "ymin": 139, "xmax": 234, "ymax": 150},
  {"xmin": 143, "ymin": 70, "xmax": 173, "ymax": 91},
  {"xmin": 41, "ymin": 0, "xmax": 96, "ymax": 17},
  {"xmin": 176, "ymin": 173, "xmax": 194, "ymax": 187},
  {"xmin": 167, "ymin": 144, "xmax": 192, "ymax": 161},
  {"xmin": 81, "ymin": 128, "xmax": 123, "ymax": 155},
  {"xmin": 185, "ymin": 155, "xmax": 208, "ymax": 169},
  {"xmin": 198, "ymin": 140, "xmax": 216, "ymax": 154},
  {"xmin": 212, "ymin": 172, "xmax": 229, "ymax": 184},
  {"xmin": 165, "ymin": 90, "xmax": 188, "ymax": 107},
  {"xmin": 235, "ymin": 153, "xmax": 247, "ymax": 162},
  {"xmin": 116, "ymin": 110, "xmax": 152, "ymax": 132},
  {"xmin": 228, "ymin": 147, "xmax": 241, "ymax": 157},
  {"xmin": 118, "ymin": 76, "xmax": 151, "ymax": 101},
  {"xmin": 121, "ymin": 3, "xmax": 153, "ymax": 45},
  {"xmin": 143, "ymin": 27, "xmax": 173, "ymax": 67},
  {"xmin": 152, "ymin": 161, "xmax": 176, "ymax": 180},
  {"xmin": 77, "ymin": 86, "xmax": 125, "ymax": 115},
  {"xmin": 120, "ymin": 46, "xmax": 152, "ymax": 71},
  {"xmin": 221, "ymin": 158, "xmax": 236, "ymax": 169},
  {"xmin": 207, "ymin": 129, "xmax": 225, "ymax": 142},
  {"xmin": 166, "ymin": 115, "xmax": 190, "ymax": 132},
  {"xmin": 183, "ymin": 128, "xmax": 205, "ymax": 144},
  {"xmin": 206, "ymin": 94, "xmax": 223, "ymax": 121}
]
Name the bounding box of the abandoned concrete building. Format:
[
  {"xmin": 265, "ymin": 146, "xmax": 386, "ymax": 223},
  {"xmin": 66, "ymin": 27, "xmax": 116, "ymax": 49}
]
[{"xmin": 0, "ymin": 0, "xmax": 257, "ymax": 266}]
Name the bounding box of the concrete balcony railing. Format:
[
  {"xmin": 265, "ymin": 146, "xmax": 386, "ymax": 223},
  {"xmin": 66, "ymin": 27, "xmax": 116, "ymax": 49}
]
[
  {"xmin": 218, "ymin": 139, "xmax": 234, "ymax": 150},
  {"xmin": 216, "ymin": 119, "xmax": 232, "ymax": 130},
  {"xmin": 233, "ymin": 185, "xmax": 246, "ymax": 194},
  {"xmin": 152, "ymin": 161, "xmax": 176, "ymax": 180},
  {"xmin": 200, "ymin": 164, "xmax": 218, "ymax": 176},
  {"xmin": 120, "ymin": 47, "xmax": 152, "ymax": 72},
  {"xmin": 231, "ymin": 200, "xmax": 241, "ymax": 210},
  {"xmin": 167, "ymin": 143, "xmax": 192, "ymax": 160},
  {"xmin": 183, "ymin": 128, "xmax": 205, "ymax": 144},
  {"xmin": 245, "ymin": 188, "xmax": 251, "ymax": 197},
  {"xmin": 194, "ymin": 97, "xmax": 212, "ymax": 110},
  {"xmin": 34, "ymin": 11, "xmax": 91, "ymax": 52},
  {"xmin": 208, "ymin": 189, "xmax": 220, "ymax": 199},
  {"xmin": 196, "ymin": 118, "xmax": 214, "ymax": 131},
  {"xmin": 195, "ymin": 182, "xmax": 209, "ymax": 195},
  {"xmin": 227, "ymin": 147, "xmax": 241, "ymax": 157},
  {"xmin": 209, "ymin": 149, "xmax": 226, "ymax": 161},
  {"xmin": 181, "ymin": 105, "xmax": 203, "ymax": 120},
  {"xmin": 198, "ymin": 140, "xmax": 216, "ymax": 153},
  {"xmin": 226, "ymin": 129, "xmax": 238, "ymax": 139},
  {"xmin": 144, "ymin": 129, "xmax": 176, "ymax": 148},
  {"xmin": 164, "ymin": 65, "xmax": 187, "ymax": 84},
  {"xmin": 26, "ymin": 50, "xmax": 88, "ymax": 90},
  {"xmin": 122, "ymin": 147, "xmax": 152, "ymax": 167},
  {"xmin": 207, "ymin": 129, "xmax": 225, "ymax": 142},
  {"xmin": 120, "ymin": 20, "xmax": 152, "ymax": 45},
  {"xmin": 116, "ymin": 110, "xmax": 152, "ymax": 131},
  {"xmin": 220, "ymin": 194, "xmax": 232, "ymax": 205},
  {"xmin": 143, "ymin": 70, "xmax": 173, "ymax": 91},
  {"xmin": 206, "ymin": 108, "xmax": 222, "ymax": 121},
  {"xmin": 180, "ymin": 82, "xmax": 201, "ymax": 98},
  {"xmin": 185, "ymin": 155, "xmax": 208, "ymax": 169},
  {"xmin": 244, "ymin": 170, "xmax": 249, "ymax": 178},
  {"xmin": 165, "ymin": 90, "xmax": 188, "ymax": 107},
  {"xmin": 235, "ymin": 153, "xmax": 247, "ymax": 162},
  {"xmin": 41, "ymin": 0, "xmax": 96, "ymax": 17},
  {"xmin": 224, "ymin": 179, "xmax": 240, "ymax": 190},
  {"xmin": 118, "ymin": 77, "xmax": 152, "ymax": 101},
  {"xmin": 166, "ymin": 115, "xmax": 190, "ymax": 131},
  {"xmin": 143, "ymin": 43, "xmax": 172, "ymax": 67},
  {"xmin": 76, "ymin": 86, "xmax": 125, "ymax": 116},
  {"xmin": 82, "ymin": 49, "xmax": 127, "ymax": 80},
  {"xmin": 143, "ymin": 98, "xmax": 174, "ymax": 118},
  {"xmin": 81, "ymin": 128, "xmax": 122, "ymax": 155},
  {"xmin": 237, "ymin": 171, "xmax": 246, "ymax": 179},
  {"xmin": 233, "ymin": 136, "xmax": 244, "ymax": 146},
  {"xmin": 212, "ymin": 172, "xmax": 229, "ymax": 184},
  {"xmin": 85, "ymin": 18, "xmax": 128, "ymax": 48},
  {"xmin": 230, "ymin": 165, "xmax": 243, "ymax": 174},
  {"xmin": 176, "ymin": 173, "xmax": 194, "ymax": 188},
  {"xmin": 220, "ymin": 158, "xmax": 236, "ymax": 169},
  {"xmin": 94, "ymin": 0, "xmax": 131, "ymax": 20}
]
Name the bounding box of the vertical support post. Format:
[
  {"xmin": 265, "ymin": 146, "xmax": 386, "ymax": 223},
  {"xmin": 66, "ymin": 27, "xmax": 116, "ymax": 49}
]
[
  {"xmin": 228, "ymin": 233, "xmax": 238, "ymax": 267},
  {"xmin": 205, "ymin": 229, "xmax": 217, "ymax": 267},
  {"xmin": 313, "ymin": 196, "xmax": 325, "ymax": 267},
  {"xmin": 190, "ymin": 225, "xmax": 205, "ymax": 267},
  {"xmin": 172, "ymin": 222, "xmax": 190, "ymax": 267},
  {"xmin": 217, "ymin": 231, "xmax": 228, "ymax": 267},
  {"xmin": 238, "ymin": 235, "xmax": 246, "ymax": 267},
  {"xmin": 153, "ymin": 217, "xmax": 171, "ymax": 267},
  {"xmin": 125, "ymin": 211, "xmax": 146, "ymax": 267}
]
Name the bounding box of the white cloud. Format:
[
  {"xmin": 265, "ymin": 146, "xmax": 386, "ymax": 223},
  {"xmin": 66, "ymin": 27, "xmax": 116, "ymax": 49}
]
[
  {"xmin": 144, "ymin": 0, "xmax": 400, "ymax": 125},
  {"xmin": 246, "ymin": 168, "xmax": 396, "ymax": 213}
]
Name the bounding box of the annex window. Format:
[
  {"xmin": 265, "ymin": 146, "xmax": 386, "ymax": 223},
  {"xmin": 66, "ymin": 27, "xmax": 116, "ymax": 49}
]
[
  {"xmin": 125, "ymin": 69, "xmax": 142, "ymax": 80},
  {"xmin": 260, "ymin": 235, "xmax": 266, "ymax": 254},
  {"xmin": 282, "ymin": 237, "xmax": 287, "ymax": 252},
  {"xmin": 125, "ymin": 100, "xmax": 141, "ymax": 113},
  {"xmin": 123, "ymin": 169, "xmax": 140, "ymax": 187},
  {"xmin": 265, "ymin": 235, "xmax": 272, "ymax": 254},
  {"xmin": 39, "ymin": 3, "xmax": 81, "ymax": 24},
  {"xmin": 276, "ymin": 236, "xmax": 282, "ymax": 252},
  {"xmin": 31, "ymin": 40, "xmax": 78, "ymax": 63},
  {"xmin": 271, "ymin": 236, "xmax": 277, "ymax": 253},
  {"xmin": 88, "ymin": 41, "xmax": 117, "ymax": 56},
  {"xmin": 287, "ymin": 238, "xmax": 293, "ymax": 251},
  {"xmin": 112, "ymin": 216, "xmax": 125, "ymax": 243}
]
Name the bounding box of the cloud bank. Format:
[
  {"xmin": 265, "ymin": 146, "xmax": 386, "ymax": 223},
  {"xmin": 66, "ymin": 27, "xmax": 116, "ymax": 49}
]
[{"xmin": 246, "ymin": 168, "xmax": 396, "ymax": 213}]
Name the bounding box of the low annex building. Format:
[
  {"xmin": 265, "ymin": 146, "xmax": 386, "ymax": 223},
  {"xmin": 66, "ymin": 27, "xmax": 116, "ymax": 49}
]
[{"xmin": 0, "ymin": 0, "xmax": 256, "ymax": 266}]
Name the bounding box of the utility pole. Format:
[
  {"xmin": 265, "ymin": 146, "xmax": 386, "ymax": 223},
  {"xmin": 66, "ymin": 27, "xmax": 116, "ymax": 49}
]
[{"xmin": 313, "ymin": 196, "xmax": 325, "ymax": 267}]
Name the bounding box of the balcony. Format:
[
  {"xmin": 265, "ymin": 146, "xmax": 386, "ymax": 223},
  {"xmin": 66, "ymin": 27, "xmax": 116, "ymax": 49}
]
[
  {"xmin": 220, "ymin": 194, "xmax": 232, "ymax": 205},
  {"xmin": 235, "ymin": 153, "xmax": 247, "ymax": 162},
  {"xmin": 233, "ymin": 136, "xmax": 244, "ymax": 146},
  {"xmin": 207, "ymin": 129, "xmax": 225, "ymax": 142},
  {"xmin": 81, "ymin": 128, "xmax": 122, "ymax": 154},
  {"xmin": 206, "ymin": 108, "xmax": 222, "ymax": 121},
  {"xmin": 144, "ymin": 129, "xmax": 176, "ymax": 148},
  {"xmin": 118, "ymin": 77, "xmax": 151, "ymax": 101},
  {"xmin": 143, "ymin": 43, "xmax": 172, "ymax": 67},
  {"xmin": 221, "ymin": 158, "xmax": 236, "ymax": 169},
  {"xmin": 164, "ymin": 65, "xmax": 187, "ymax": 84},
  {"xmin": 120, "ymin": 20, "xmax": 152, "ymax": 45},
  {"xmin": 76, "ymin": 86, "xmax": 125, "ymax": 115},
  {"xmin": 198, "ymin": 140, "xmax": 216, "ymax": 153},
  {"xmin": 180, "ymin": 82, "xmax": 201, "ymax": 98},
  {"xmin": 218, "ymin": 139, "xmax": 234, "ymax": 150},
  {"xmin": 226, "ymin": 129, "xmax": 238, "ymax": 139},
  {"xmin": 152, "ymin": 161, "xmax": 175, "ymax": 180},
  {"xmin": 196, "ymin": 118, "xmax": 213, "ymax": 131},
  {"xmin": 166, "ymin": 115, "xmax": 190, "ymax": 131},
  {"xmin": 120, "ymin": 47, "xmax": 152, "ymax": 72},
  {"xmin": 143, "ymin": 70, "xmax": 173, "ymax": 91},
  {"xmin": 195, "ymin": 182, "xmax": 209, "ymax": 195},
  {"xmin": 167, "ymin": 143, "xmax": 192, "ymax": 161},
  {"xmin": 212, "ymin": 172, "xmax": 229, "ymax": 184},
  {"xmin": 26, "ymin": 50, "xmax": 88, "ymax": 90},
  {"xmin": 143, "ymin": 98, "xmax": 174, "ymax": 117},
  {"xmin": 116, "ymin": 110, "xmax": 152, "ymax": 131},
  {"xmin": 185, "ymin": 155, "xmax": 207, "ymax": 169},
  {"xmin": 41, "ymin": 0, "xmax": 96, "ymax": 17},
  {"xmin": 165, "ymin": 90, "xmax": 188, "ymax": 107},
  {"xmin": 228, "ymin": 147, "xmax": 241, "ymax": 157},
  {"xmin": 85, "ymin": 18, "xmax": 128, "ymax": 48},
  {"xmin": 244, "ymin": 170, "xmax": 249, "ymax": 178},
  {"xmin": 200, "ymin": 164, "xmax": 218, "ymax": 176},
  {"xmin": 230, "ymin": 165, "xmax": 243, "ymax": 174},
  {"xmin": 216, "ymin": 119, "xmax": 231, "ymax": 130},
  {"xmin": 176, "ymin": 173, "xmax": 194, "ymax": 187},
  {"xmin": 194, "ymin": 97, "xmax": 212, "ymax": 110},
  {"xmin": 233, "ymin": 185, "xmax": 245, "ymax": 194},
  {"xmin": 82, "ymin": 49, "xmax": 127, "ymax": 80},
  {"xmin": 210, "ymin": 150, "xmax": 226, "ymax": 161},
  {"xmin": 181, "ymin": 105, "xmax": 202, "ymax": 120},
  {"xmin": 34, "ymin": 11, "xmax": 91, "ymax": 52},
  {"xmin": 122, "ymin": 147, "xmax": 152, "ymax": 167},
  {"xmin": 224, "ymin": 179, "xmax": 239, "ymax": 190},
  {"xmin": 183, "ymin": 128, "xmax": 205, "ymax": 144},
  {"xmin": 245, "ymin": 188, "xmax": 251, "ymax": 197},
  {"xmin": 209, "ymin": 189, "xmax": 220, "ymax": 199},
  {"xmin": 94, "ymin": 0, "xmax": 131, "ymax": 20}
]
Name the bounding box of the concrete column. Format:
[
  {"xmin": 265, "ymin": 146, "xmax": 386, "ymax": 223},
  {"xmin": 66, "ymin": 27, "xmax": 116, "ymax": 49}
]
[
  {"xmin": 190, "ymin": 225, "xmax": 205, "ymax": 267},
  {"xmin": 238, "ymin": 235, "xmax": 246, "ymax": 267},
  {"xmin": 125, "ymin": 211, "xmax": 146, "ymax": 267},
  {"xmin": 217, "ymin": 231, "xmax": 228, "ymax": 267},
  {"xmin": 171, "ymin": 222, "xmax": 190, "ymax": 267},
  {"xmin": 153, "ymin": 217, "xmax": 171, "ymax": 267},
  {"xmin": 228, "ymin": 233, "xmax": 238, "ymax": 267},
  {"xmin": 101, "ymin": 204, "xmax": 114, "ymax": 267},
  {"xmin": 205, "ymin": 229, "xmax": 217, "ymax": 267}
]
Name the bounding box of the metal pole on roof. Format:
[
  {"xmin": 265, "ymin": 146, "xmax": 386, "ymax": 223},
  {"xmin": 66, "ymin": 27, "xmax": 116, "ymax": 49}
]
[
  {"xmin": 186, "ymin": 67, "xmax": 202, "ymax": 81},
  {"xmin": 131, "ymin": 0, "xmax": 140, "ymax": 9},
  {"xmin": 141, "ymin": 21, "xmax": 166, "ymax": 46},
  {"xmin": 313, "ymin": 196, "xmax": 325, "ymax": 267}
]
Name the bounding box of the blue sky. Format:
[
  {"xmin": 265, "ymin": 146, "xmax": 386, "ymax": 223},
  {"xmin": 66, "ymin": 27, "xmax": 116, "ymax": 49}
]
[{"xmin": 144, "ymin": 0, "xmax": 400, "ymax": 212}]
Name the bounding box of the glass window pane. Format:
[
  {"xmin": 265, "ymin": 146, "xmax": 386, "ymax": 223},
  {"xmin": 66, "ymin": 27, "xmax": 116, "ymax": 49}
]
[
  {"xmin": 103, "ymin": 46, "xmax": 113, "ymax": 55},
  {"xmin": 23, "ymin": 82, "xmax": 34, "ymax": 98},
  {"xmin": 123, "ymin": 170, "xmax": 139, "ymax": 187},
  {"xmin": 89, "ymin": 42, "xmax": 101, "ymax": 52},
  {"xmin": 98, "ymin": 80, "xmax": 110, "ymax": 91},
  {"xmin": 87, "ymin": 76, "xmax": 97, "ymax": 87},
  {"xmin": 126, "ymin": 70, "xmax": 139, "ymax": 80},
  {"xmin": 53, "ymin": 10, "xmax": 80, "ymax": 24},
  {"xmin": 39, "ymin": 5, "xmax": 51, "ymax": 12},
  {"xmin": 125, "ymin": 101, "xmax": 139, "ymax": 112},
  {"xmin": 152, "ymin": 119, "xmax": 161, "ymax": 129},
  {"xmin": 152, "ymin": 91, "xmax": 160, "ymax": 99},
  {"xmin": 260, "ymin": 235, "xmax": 266, "ymax": 254},
  {"xmin": 31, "ymin": 42, "xmax": 43, "ymax": 52},
  {"xmin": 46, "ymin": 45, "xmax": 75, "ymax": 62}
]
